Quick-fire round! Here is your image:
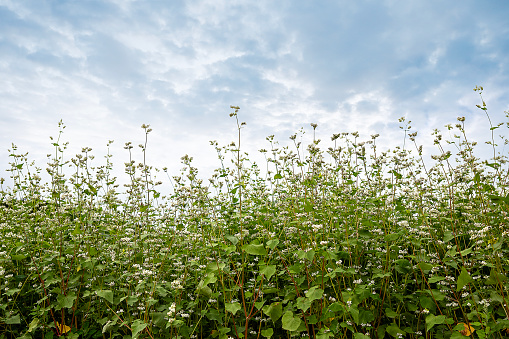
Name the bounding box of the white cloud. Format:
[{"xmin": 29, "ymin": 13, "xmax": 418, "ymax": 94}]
[
  {"xmin": 261, "ymin": 67, "xmax": 314, "ymax": 98},
  {"xmin": 0, "ymin": 0, "xmax": 508, "ymax": 195}
]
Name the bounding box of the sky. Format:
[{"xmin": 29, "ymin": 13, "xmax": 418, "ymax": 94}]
[{"xmin": 1, "ymin": 0, "xmax": 509, "ymax": 196}]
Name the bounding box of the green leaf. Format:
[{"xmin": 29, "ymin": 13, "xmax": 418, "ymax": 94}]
[
  {"xmin": 262, "ymin": 302, "xmax": 282, "ymax": 323},
  {"xmin": 87, "ymin": 183, "xmax": 98, "ymax": 195},
  {"xmin": 225, "ymin": 302, "xmax": 241, "ymax": 315},
  {"xmin": 72, "ymin": 225, "xmax": 83, "ymax": 235},
  {"xmin": 323, "ymin": 250, "xmax": 337, "ymax": 261},
  {"xmin": 11, "ymin": 254, "xmax": 26, "ymax": 261},
  {"xmin": 262, "ymin": 287, "xmax": 279, "ymax": 294},
  {"xmin": 386, "ymin": 323, "xmax": 405, "ymax": 337},
  {"xmin": 266, "ymin": 239, "xmax": 279, "ymax": 250},
  {"xmin": 28, "ymin": 318, "xmax": 40, "ymax": 332},
  {"xmin": 296, "ymin": 296, "xmax": 312, "ymax": 312},
  {"xmin": 450, "ymin": 332, "xmax": 470, "ymax": 339},
  {"xmin": 385, "ymin": 308, "xmax": 398, "ymax": 318},
  {"xmin": 373, "ymin": 272, "xmax": 391, "ymax": 279},
  {"xmin": 305, "ymin": 286, "xmax": 324, "ymax": 302},
  {"xmin": 261, "ymin": 328, "xmax": 274, "ymax": 338},
  {"xmin": 354, "ymin": 334, "xmax": 371, "ymax": 339},
  {"xmin": 445, "ymin": 259, "xmax": 458, "ymax": 269},
  {"xmin": 443, "ymin": 231, "xmax": 454, "ymax": 243},
  {"xmin": 492, "ymin": 237, "xmax": 504, "ymax": 250},
  {"xmin": 349, "ymin": 304, "xmax": 359, "ymax": 324},
  {"xmin": 419, "ymin": 296, "xmax": 434, "ymax": 309},
  {"xmin": 282, "ymin": 311, "xmax": 301, "ymax": 331},
  {"xmin": 385, "ymin": 233, "xmax": 400, "ymax": 242},
  {"xmin": 225, "ymin": 235, "xmax": 239, "ymax": 245},
  {"xmin": 485, "ymin": 269, "xmax": 507, "ymax": 285},
  {"xmin": 297, "ymin": 250, "xmax": 316, "ymax": 261},
  {"xmin": 456, "ymin": 267, "xmax": 474, "ymax": 292},
  {"xmin": 418, "ymin": 262, "xmax": 433, "ymax": 272},
  {"xmin": 221, "ymin": 244, "xmax": 236, "ymax": 254},
  {"xmin": 57, "ymin": 292, "xmax": 77, "ymax": 308},
  {"xmin": 255, "ymin": 300, "xmax": 265, "ymax": 310},
  {"xmin": 474, "ymin": 173, "xmax": 481, "ymax": 183},
  {"xmin": 196, "ymin": 281, "xmax": 213, "ymax": 297},
  {"xmin": 204, "ymin": 272, "xmax": 218, "ymax": 285},
  {"xmin": 102, "ymin": 317, "xmax": 118, "ymax": 333},
  {"xmin": 96, "ymin": 290, "xmax": 114, "ymax": 304},
  {"xmin": 358, "ymin": 229, "xmax": 371, "ymax": 238},
  {"xmin": 394, "ymin": 259, "xmax": 413, "ymax": 274},
  {"xmin": 242, "ymin": 242, "xmax": 267, "ymax": 256},
  {"xmin": 218, "ymin": 327, "xmax": 231, "ymax": 336},
  {"xmin": 307, "ymin": 314, "xmax": 318, "ymax": 325},
  {"xmin": 131, "ymin": 319, "xmax": 147, "ymax": 337},
  {"xmin": 274, "ymin": 173, "xmax": 283, "ymax": 180},
  {"xmin": 5, "ymin": 314, "xmax": 21, "ymax": 324},
  {"xmin": 207, "ymin": 262, "xmax": 224, "ymax": 272},
  {"xmin": 460, "ymin": 247, "xmax": 472, "ymax": 256},
  {"xmin": 426, "ymin": 314, "xmax": 446, "ymax": 331},
  {"xmin": 428, "ymin": 276, "xmax": 445, "ymax": 283},
  {"xmin": 488, "ymin": 194, "xmax": 509, "ymax": 205},
  {"xmin": 126, "ymin": 295, "xmax": 138, "ymax": 305},
  {"xmin": 328, "ymin": 302, "xmax": 344, "ymax": 312},
  {"xmin": 305, "ymin": 250, "xmax": 315, "ymax": 260},
  {"xmin": 206, "ymin": 309, "xmax": 223, "ymax": 321},
  {"xmin": 432, "ymin": 289, "xmax": 446, "ymax": 301},
  {"xmin": 490, "ymin": 290, "xmax": 503, "ymax": 303},
  {"xmin": 452, "ymin": 324, "xmax": 466, "ymax": 331},
  {"xmin": 359, "ymin": 309, "xmax": 375, "ymax": 324},
  {"xmin": 260, "ymin": 265, "xmax": 277, "ymax": 280}
]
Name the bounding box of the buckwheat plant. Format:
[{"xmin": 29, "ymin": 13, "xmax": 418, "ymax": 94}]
[{"xmin": 1, "ymin": 88, "xmax": 508, "ymax": 338}]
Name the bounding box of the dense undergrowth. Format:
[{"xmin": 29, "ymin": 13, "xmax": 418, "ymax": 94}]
[{"xmin": 1, "ymin": 87, "xmax": 509, "ymax": 338}]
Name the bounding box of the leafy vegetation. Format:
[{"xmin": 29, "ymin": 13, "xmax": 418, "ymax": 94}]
[{"xmin": 1, "ymin": 87, "xmax": 509, "ymax": 338}]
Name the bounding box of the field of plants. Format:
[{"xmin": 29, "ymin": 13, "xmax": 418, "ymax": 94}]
[{"xmin": 1, "ymin": 87, "xmax": 509, "ymax": 338}]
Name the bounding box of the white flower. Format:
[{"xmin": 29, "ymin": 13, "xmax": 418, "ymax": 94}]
[
  {"xmin": 171, "ymin": 279, "xmax": 184, "ymax": 290},
  {"xmin": 398, "ymin": 220, "xmax": 409, "ymax": 227},
  {"xmin": 167, "ymin": 302, "xmax": 176, "ymax": 317},
  {"xmin": 312, "ymin": 224, "xmax": 323, "ymax": 232}
]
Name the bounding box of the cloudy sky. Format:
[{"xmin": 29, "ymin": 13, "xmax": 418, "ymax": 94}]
[{"xmin": 1, "ymin": 0, "xmax": 508, "ymax": 194}]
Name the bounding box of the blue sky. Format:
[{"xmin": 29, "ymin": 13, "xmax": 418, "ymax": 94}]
[{"xmin": 1, "ymin": 0, "xmax": 508, "ymax": 193}]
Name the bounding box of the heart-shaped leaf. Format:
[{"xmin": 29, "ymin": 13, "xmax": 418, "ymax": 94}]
[
  {"xmin": 282, "ymin": 311, "xmax": 301, "ymax": 331},
  {"xmin": 96, "ymin": 290, "xmax": 113, "ymax": 304},
  {"xmin": 242, "ymin": 242, "xmax": 267, "ymax": 256},
  {"xmin": 260, "ymin": 265, "xmax": 276, "ymax": 280},
  {"xmin": 225, "ymin": 302, "xmax": 241, "ymax": 315},
  {"xmin": 426, "ymin": 314, "xmax": 446, "ymax": 331}
]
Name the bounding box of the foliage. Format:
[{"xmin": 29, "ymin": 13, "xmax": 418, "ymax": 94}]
[{"xmin": 1, "ymin": 88, "xmax": 509, "ymax": 338}]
